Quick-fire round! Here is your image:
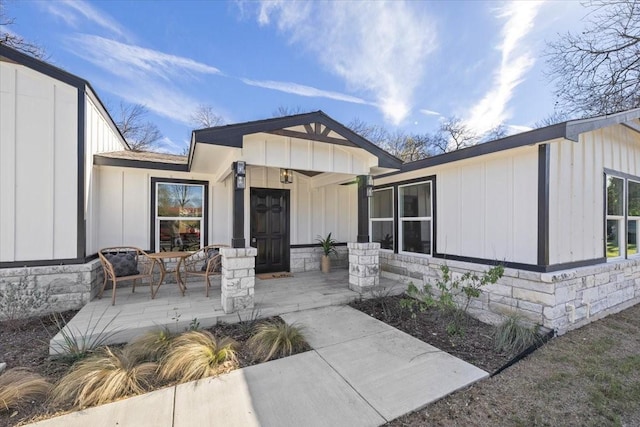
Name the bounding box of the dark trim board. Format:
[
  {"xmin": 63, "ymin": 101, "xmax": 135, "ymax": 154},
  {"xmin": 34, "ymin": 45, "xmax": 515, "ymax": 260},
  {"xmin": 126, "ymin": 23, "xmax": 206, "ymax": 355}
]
[
  {"xmin": 537, "ymin": 144, "xmax": 550, "ymax": 266},
  {"xmin": 431, "ymin": 253, "xmax": 608, "ymax": 273},
  {"xmin": 94, "ymin": 156, "xmax": 189, "ymax": 172},
  {"xmin": 150, "ymin": 178, "xmax": 210, "ymax": 253},
  {"xmin": 76, "ymin": 85, "xmax": 87, "ymax": 261},
  {"xmin": 0, "ymin": 254, "xmax": 99, "ymax": 269},
  {"xmin": 290, "ymin": 243, "xmax": 348, "ymax": 249},
  {"xmin": 603, "ymin": 168, "xmax": 640, "ymax": 182}
]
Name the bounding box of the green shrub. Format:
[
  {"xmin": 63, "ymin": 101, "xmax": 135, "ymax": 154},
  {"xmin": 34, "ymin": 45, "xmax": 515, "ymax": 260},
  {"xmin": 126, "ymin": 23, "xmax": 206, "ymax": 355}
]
[
  {"xmin": 401, "ymin": 264, "xmax": 505, "ymax": 336},
  {"xmin": 51, "ymin": 347, "xmax": 157, "ymax": 409},
  {"xmin": 0, "ymin": 368, "xmax": 52, "ymax": 412},
  {"xmin": 159, "ymin": 331, "xmax": 238, "ymax": 382},
  {"xmin": 494, "ymin": 313, "xmax": 542, "ymax": 354},
  {"xmin": 248, "ymin": 320, "xmax": 307, "ymax": 362}
]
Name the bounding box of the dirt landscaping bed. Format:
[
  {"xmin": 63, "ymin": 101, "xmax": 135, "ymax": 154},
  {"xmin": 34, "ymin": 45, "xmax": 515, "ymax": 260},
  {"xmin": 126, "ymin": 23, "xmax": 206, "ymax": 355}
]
[
  {"xmin": 0, "ymin": 313, "xmax": 309, "ymax": 427},
  {"xmin": 351, "ymin": 295, "xmax": 640, "ymax": 426}
]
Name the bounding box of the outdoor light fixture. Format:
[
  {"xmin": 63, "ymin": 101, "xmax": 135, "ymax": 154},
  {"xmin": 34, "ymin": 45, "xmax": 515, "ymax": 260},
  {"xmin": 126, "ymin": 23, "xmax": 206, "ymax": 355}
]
[
  {"xmin": 280, "ymin": 168, "xmax": 294, "ymax": 184},
  {"xmin": 234, "ymin": 161, "xmax": 246, "ymax": 190},
  {"xmin": 366, "ymin": 175, "xmax": 374, "ymax": 197}
]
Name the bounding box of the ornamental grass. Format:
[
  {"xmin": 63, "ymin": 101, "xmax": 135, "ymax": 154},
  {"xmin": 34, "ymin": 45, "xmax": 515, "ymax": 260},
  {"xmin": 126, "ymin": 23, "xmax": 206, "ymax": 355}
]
[
  {"xmin": 50, "ymin": 346, "xmax": 157, "ymax": 409},
  {"xmin": 0, "ymin": 368, "xmax": 52, "ymax": 412},
  {"xmin": 247, "ymin": 320, "xmax": 308, "ymax": 362},
  {"xmin": 159, "ymin": 330, "xmax": 238, "ymax": 383}
]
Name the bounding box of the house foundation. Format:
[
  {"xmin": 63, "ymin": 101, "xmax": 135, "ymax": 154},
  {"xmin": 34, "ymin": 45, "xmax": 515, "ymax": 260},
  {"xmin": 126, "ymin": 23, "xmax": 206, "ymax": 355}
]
[{"xmin": 380, "ymin": 252, "xmax": 640, "ymax": 334}]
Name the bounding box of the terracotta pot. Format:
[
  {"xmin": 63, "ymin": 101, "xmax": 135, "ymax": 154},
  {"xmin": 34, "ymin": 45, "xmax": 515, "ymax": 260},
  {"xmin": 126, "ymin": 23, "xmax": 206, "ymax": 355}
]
[{"xmin": 321, "ymin": 255, "xmax": 331, "ymax": 273}]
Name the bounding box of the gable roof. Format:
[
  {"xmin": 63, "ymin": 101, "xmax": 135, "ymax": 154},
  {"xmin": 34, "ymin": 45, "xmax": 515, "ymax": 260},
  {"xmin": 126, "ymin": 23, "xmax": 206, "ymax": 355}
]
[
  {"xmin": 393, "ymin": 108, "xmax": 640, "ymax": 175},
  {"xmin": 192, "ymin": 110, "xmax": 403, "ymax": 169}
]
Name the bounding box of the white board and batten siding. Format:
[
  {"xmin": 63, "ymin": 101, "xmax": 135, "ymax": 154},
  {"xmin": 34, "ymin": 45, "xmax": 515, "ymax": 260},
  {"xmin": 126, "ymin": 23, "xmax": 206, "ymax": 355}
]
[
  {"xmin": 0, "ymin": 60, "xmax": 78, "ymax": 262},
  {"xmin": 246, "ymin": 167, "xmax": 357, "ymax": 245},
  {"xmin": 375, "ymin": 146, "xmax": 539, "ymax": 264},
  {"xmin": 549, "ymin": 125, "xmax": 640, "ymax": 264},
  {"xmin": 84, "ymin": 92, "xmax": 128, "ymax": 255},
  {"xmin": 95, "ymin": 167, "xmax": 229, "ymax": 251}
]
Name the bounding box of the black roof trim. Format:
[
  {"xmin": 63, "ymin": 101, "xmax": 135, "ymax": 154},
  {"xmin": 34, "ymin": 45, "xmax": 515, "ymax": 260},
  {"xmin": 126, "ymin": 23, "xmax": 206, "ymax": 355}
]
[
  {"xmin": 193, "ymin": 111, "xmax": 403, "ymax": 169},
  {"xmin": 94, "ymin": 155, "xmax": 189, "ymax": 172},
  {"xmin": 0, "ymin": 44, "xmax": 86, "ymax": 89},
  {"xmin": 382, "ymin": 108, "xmax": 640, "ymax": 177}
]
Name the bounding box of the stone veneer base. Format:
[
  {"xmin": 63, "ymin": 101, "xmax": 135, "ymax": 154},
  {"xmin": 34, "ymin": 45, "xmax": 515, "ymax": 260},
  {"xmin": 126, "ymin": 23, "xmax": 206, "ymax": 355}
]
[
  {"xmin": 0, "ymin": 259, "xmax": 103, "ymax": 319},
  {"xmin": 379, "ymin": 251, "xmax": 640, "ymax": 334}
]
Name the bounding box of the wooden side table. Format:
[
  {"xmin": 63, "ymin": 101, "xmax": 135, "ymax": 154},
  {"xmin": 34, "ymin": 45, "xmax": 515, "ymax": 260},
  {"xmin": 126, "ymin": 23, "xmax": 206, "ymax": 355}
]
[{"xmin": 147, "ymin": 251, "xmax": 194, "ymax": 298}]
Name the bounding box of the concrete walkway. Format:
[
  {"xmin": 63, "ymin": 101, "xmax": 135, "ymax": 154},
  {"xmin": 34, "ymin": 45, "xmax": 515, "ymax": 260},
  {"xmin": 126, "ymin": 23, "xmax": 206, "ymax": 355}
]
[{"xmin": 31, "ymin": 306, "xmax": 488, "ymax": 427}]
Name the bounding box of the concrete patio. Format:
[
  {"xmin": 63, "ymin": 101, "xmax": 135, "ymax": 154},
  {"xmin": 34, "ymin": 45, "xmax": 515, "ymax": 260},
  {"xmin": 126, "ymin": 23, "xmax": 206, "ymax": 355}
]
[{"xmin": 50, "ymin": 268, "xmax": 404, "ymax": 354}]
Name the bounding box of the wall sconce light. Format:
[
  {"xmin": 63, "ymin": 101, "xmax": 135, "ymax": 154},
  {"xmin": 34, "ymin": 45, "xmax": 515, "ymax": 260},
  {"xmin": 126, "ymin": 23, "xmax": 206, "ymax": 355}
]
[
  {"xmin": 366, "ymin": 175, "xmax": 374, "ymax": 197},
  {"xmin": 280, "ymin": 168, "xmax": 293, "ymax": 184},
  {"xmin": 234, "ymin": 161, "xmax": 246, "ymax": 190}
]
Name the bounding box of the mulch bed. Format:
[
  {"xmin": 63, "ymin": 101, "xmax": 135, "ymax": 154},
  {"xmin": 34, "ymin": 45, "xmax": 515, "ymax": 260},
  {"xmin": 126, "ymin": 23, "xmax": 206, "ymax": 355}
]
[
  {"xmin": 349, "ymin": 295, "xmax": 517, "ymax": 373},
  {"xmin": 0, "ymin": 313, "xmax": 308, "ymax": 427}
]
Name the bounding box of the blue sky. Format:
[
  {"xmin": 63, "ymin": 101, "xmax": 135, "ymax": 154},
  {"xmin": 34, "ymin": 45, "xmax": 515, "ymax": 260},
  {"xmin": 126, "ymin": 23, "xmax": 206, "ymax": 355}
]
[{"xmin": 7, "ymin": 0, "xmax": 588, "ymax": 154}]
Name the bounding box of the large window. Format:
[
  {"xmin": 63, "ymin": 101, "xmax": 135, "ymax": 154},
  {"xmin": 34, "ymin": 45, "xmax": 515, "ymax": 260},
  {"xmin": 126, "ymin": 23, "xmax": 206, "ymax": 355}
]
[
  {"xmin": 370, "ymin": 188, "xmax": 394, "ymax": 250},
  {"xmin": 606, "ymin": 174, "xmax": 640, "ymax": 260},
  {"xmin": 399, "ymin": 181, "xmax": 432, "ymax": 255},
  {"xmin": 155, "ymin": 181, "xmax": 205, "ymax": 252}
]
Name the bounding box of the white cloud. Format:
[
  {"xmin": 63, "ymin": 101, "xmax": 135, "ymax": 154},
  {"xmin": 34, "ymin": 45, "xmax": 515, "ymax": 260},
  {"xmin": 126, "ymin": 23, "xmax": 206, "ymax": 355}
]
[
  {"xmin": 255, "ymin": 1, "xmax": 437, "ymax": 124},
  {"xmin": 465, "ymin": 1, "xmax": 544, "ymax": 136},
  {"xmin": 42, "ymin": 0, "xmax": 132, "ymax": 41},
  {"xmin": 67, "ymin": 35, "xmax": 223, "ymax": 124},
  {"xmin": 70, "ymin": 35, "xmax": 220, "ymax": 81},
  {"xmin": 241, "ymin": 78, "xmax": 369, "ymax": 105},
  {"xmin": 419, "ymin": 109, "xmax": 441, "ymax": 117}
]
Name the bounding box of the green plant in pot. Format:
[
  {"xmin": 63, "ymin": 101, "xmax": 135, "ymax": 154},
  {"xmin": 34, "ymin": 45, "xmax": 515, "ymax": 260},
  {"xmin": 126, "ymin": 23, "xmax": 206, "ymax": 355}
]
[{"xmin": 316, "ymin": 232, "xmax": 338, "ymax": 273}]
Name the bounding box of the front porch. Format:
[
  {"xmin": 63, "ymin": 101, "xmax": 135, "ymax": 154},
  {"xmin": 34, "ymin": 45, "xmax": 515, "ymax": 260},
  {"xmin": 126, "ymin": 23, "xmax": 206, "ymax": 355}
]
[{"xmin": 49, "ymin": 269, "xmax": 405, "ymax": 354}]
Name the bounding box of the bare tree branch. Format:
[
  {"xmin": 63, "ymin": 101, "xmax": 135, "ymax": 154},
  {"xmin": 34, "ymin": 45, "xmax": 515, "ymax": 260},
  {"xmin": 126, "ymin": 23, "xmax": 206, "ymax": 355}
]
[
  {"xmin": 115, "ymin": 102, "xmax": 162, "ymax": 152},
  {"xmin": 271, "ymin": 105, "xmax": 311, "ymax": 117},
  {"xmin": 546, "ymin": 0, "xmax": 640, "ymax": 116},
  {"xmin": 190, "ymin": 104, "xmax": 224, "ymax": 129},
  {"xmin": 0, "ymin": 0, "xmax": 46, "ymax": 59}
]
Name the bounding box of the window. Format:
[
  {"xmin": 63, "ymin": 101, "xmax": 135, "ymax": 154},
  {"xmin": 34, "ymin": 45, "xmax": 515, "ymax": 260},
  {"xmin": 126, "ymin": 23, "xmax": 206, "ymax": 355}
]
[
  {"xmin": 399, "ymin": 181, "xmax": 432, "ymax": 255},
  {"xmin": 370, "ymin": 188, "xmax": 394, "ymax": 250},
  {"xmin": 606, "ymin": 174, "xmax": 640, "ymax": 260},
  {"xmin": 154, "ymin": 181, "xmax": 206, "ymax": 252}
]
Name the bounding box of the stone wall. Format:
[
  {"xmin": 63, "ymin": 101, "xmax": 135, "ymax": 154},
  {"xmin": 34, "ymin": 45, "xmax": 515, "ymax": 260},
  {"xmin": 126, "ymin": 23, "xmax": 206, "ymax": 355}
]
[
  {"xmin": 0, "ymin": 259, "xmax": 103, "ymax": 320},
  {"xmin": 220, "ymin": 247, "xmax": 256, "ymax": 314},
  {"xmin": 348, "ymin": 242, "xmax": 380, "ymax": 293},
  {"xmin": 290, "ymin": 246, "xmax": 348, "ymax": 273},
  {"xmin": 380, "ymin": 252, "xmax": 640, "ymax": 334}
]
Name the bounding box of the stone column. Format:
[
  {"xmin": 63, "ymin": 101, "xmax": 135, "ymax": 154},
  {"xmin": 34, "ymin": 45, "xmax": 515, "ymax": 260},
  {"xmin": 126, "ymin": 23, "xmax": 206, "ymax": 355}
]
[
  {"xmin": 348, "ymin": 242, "xmax": 380, "ymax": 293},
  {"xmin": 220, "ymin": 247, "xmax": 256, "ymax": 313}
]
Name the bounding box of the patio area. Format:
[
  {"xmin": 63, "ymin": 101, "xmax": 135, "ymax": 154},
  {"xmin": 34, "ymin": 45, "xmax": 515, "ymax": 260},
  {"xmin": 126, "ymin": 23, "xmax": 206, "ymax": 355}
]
[{"xmin": 49, "ymin": 268, "xmax": 405, "ymax": 354}]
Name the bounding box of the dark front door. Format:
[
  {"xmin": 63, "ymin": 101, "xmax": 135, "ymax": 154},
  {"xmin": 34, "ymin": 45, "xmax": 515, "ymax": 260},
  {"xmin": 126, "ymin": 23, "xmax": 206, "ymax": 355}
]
[{"xmin": 250, "ymin": 188, "xmax": 290, "ymax": 274}]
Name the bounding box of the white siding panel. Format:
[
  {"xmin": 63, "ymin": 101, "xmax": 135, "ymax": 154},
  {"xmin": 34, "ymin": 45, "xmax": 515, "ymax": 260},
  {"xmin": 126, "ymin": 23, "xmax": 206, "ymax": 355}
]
[
  {"xmin": 53, "ymin": 84, "xmax": 78, "ymax": 259},
  {"xmin": 460, "ymin": 163, "xmax": 484, "ymax": 258},
  {"xmin": 484, "ymin": 157, "xmax": 510, "ymax": 260},
  {"xmin": 0, "ymin": 61, "xmax": 78, "ymax": 262},
  {"xmin": 96, "ymin": 167, "xmax": 224, "ymax": 250},
  {"xmin": 511, "ymin": 151, "xmax": 538, "ymax": 263},
  {"xmin": 549, "ymin": 126, "xmax": 640, "ymax": 264},
  {"xmin": 436, "ymin": 168, "xmax": 461, "ymax": 255},
  {"xmin": 0, "ymin": 65, "xmax": 17, "ymax": 261}
]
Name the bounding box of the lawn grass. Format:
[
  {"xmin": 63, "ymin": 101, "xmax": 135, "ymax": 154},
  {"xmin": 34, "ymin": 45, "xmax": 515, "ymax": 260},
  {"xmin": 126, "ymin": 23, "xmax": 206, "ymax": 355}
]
[{"xmin": 389, "ymin": 303, "xmax": 640, "ymax": 427}]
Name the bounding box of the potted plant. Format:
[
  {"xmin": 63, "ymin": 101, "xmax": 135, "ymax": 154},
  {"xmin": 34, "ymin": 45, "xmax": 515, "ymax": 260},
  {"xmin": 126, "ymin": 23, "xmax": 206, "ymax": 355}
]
[{"xmin": 316, "ymin": 232, "xmax": 338, "ymax": 273}]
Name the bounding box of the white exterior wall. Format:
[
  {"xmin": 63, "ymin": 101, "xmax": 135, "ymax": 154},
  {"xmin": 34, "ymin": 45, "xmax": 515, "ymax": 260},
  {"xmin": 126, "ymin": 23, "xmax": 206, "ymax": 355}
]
[
  {"xmin": 246, "ymin": 166, "xmax": 357, "ymax": 244},
  {"xmin": 375, "ymin": 146, "xmax": 539, "ymax": 264},
  {"xmin": 95, "ymin": 167, "xmax": 229, "ymax": 251},
  {"xmin": 549, "ymin": 126, "xmax": 640, "ymax": 264},
  {"xmin": 85, "ymin": 93, "xmax": 128, "ymax": 255},
  {"xmin": 0, "ymin": 60, "xmax": 78, "ymax": 262}
]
